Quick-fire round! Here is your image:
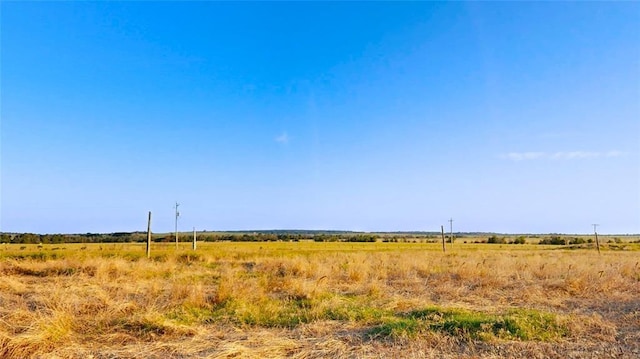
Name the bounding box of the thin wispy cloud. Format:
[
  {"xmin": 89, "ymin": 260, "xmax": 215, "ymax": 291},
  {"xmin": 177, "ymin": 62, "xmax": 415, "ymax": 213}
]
[
  {"xmin": 275, "ymin": 132, "xmax": 289, "ymax": 144},
  {"xmin": 501, "ymin": 151, "xmax": 628, "ymax": 161},
  {"xmin": 502, "ymin": 152, "xmax": 545, "ymax": 161}
]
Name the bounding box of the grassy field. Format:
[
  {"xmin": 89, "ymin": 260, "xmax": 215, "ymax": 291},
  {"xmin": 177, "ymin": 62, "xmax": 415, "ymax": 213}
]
[{"xmin": 0, "ymin": 241, "xmax": 638, "ymax": 358}]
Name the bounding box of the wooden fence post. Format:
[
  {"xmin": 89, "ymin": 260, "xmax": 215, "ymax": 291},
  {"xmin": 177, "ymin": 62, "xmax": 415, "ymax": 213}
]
[
  {"xmin": 146, "ymin": 211, "xmax": 152, "ymax": 259},
  {"xmin": 593, "ymin": 224, "xmax": 601, "ymax": 255},
  {"xmin": 441, "ymin": 225, "xmax": 446, "ymax": 253}
]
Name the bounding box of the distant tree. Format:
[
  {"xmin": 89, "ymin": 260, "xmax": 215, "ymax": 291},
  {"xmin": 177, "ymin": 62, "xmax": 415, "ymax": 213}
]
[
  {"xmin": 513, "ymin": 236, "xmax": 526, "ymax": 244},
  {"xmin": 16, "ymin": 233, "xmax": 41, "ymax": 244},
  {"xmin": 569, "ymin": 237, "xmax": 586, "ymax": 245},
  {"xmin": 487, "ymin": 235, "xmax": 506, "ymax": 244},
  {"xmin": 1, "ymin": 233, "xmax": 11, "ymax": 243},
  {"xmin": 539, "ymin": 236, "xmax": 566, "ymax": 245}
]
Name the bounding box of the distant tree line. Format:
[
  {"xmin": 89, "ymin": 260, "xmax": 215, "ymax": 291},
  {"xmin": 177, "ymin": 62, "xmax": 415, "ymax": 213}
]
[
  {"xmin": 6, "ymin": 232, "xmax": 607, "ymax": 245},
  {"xmin": 1, "ymin": 232, "xmax": 293, "ymax": 244},
  {"xmin": 2, "ymin": 232, "xmax": 439, "ymax": 244},
  {"xmin": 480, "ymin": 235, "xmax": 597, "ymax": 245},
  {"xmin": 1, "ymin": 232, "xmax": 146, "ymax": 244},
  {"xmin": 538, "ymin": 236, "xmax": 593, "ymax": 245},
  {"xmin": 486, "ymin": 235, "xmax": 526, "ymax": 244},
  {"xmin": 312, "ymin": 234, "xmax": 377, "ymax": 242}
]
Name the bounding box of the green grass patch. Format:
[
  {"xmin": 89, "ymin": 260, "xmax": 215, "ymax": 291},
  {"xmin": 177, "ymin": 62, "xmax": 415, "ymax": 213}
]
[
  {"xmin": 367, "ymin": 306, "xmax": 568, "ymax": 341},
  {"xmin": 166, "ymin": 306, "xmax": 223, "ymax": 325},
  {"xmin": 168, "ymin": 294, "xmax": 393, "ymax": 329},
  {"xmin": 168, "ymin": 297, "xmax": 567, "ymax": 342},
  {"xmin": 367, "ymin": 317, "xmax": 420, "ymax": 339},
  {"xmin": 320, "ymin": 299, "xmax": 388, "ymax": 323}
]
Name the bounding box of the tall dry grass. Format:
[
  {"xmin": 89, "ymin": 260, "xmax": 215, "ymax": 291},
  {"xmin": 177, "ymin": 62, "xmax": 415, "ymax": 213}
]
[{"xmin": 0, "ymin": 242, "xmax": 638, "ymax": 358}]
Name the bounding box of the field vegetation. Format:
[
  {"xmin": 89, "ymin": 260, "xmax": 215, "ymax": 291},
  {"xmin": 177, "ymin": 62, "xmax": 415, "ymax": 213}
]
[{"xmin": 0, "ymin": 240, "xmax": 638, "ymax": 358}]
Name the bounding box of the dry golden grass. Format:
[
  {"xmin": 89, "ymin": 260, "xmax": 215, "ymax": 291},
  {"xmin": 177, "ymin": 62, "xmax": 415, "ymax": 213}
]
[{"xmin": 0, "ymin": 241, "xmax": 638, "ymax": 358}]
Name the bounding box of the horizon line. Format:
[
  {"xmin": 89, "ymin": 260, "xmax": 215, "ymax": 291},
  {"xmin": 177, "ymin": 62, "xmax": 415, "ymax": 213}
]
[{"xmin": 2, "ymin": 229, "xmax": 638, "ymax": 236}]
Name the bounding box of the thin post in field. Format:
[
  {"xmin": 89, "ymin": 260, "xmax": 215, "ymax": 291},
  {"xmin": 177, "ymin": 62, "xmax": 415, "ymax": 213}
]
[
  {"xmin": 146, "ymin": 211, "xmax": 152, "ymax": 258},
  {"xmin": 193, "ymin": 227, "xmax": 197, "ymax": 251},
  {"xmin": 441, "ymin": 225, "xmax": 446, "ymax": 253},
  {"xmin": 593, "ymin": 224, "xmax": 600, "ymax": 254},
  {"xmin": 174, "ymin": 202, "xmax": 180, "ymax": 250}
]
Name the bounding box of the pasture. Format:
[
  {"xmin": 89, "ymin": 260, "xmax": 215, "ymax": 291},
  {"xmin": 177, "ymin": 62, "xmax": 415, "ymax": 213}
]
[{"xmin": 0, "ymin": 241, "xmax": 638, "ymax": 358}]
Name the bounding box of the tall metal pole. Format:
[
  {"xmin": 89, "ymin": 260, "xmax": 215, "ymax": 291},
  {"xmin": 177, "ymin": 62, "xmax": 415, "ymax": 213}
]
[
  {"xmin": 449, "ymin": 218, "xmax": 454, "ymax": 246},
  {"xmin": 175, "ymin": 202, "xmax": 180, "ymax": 250},
  {"xmin": 592, "ymin": 224, "xmax": 600, "ymax": 254}
]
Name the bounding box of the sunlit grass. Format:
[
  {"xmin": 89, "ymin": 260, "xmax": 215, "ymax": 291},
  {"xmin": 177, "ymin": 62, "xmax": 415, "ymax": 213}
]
[{"xmin": 0, "ymin": 241, "xmax": 636, "ymax": 358}]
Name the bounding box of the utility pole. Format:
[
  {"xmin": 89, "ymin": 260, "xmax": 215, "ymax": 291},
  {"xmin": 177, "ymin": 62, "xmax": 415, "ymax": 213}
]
[
  {"xmin": 174, "ymin": 202, "xmax": 180, "ymax": 250},
  {"xmin": 146, "ymin": 211, "xmax": 152, "ymax": 259},
  {"xmin": 449, "ymin": 218, "xmax": 454, "ymax": 246},
  {"xmin": 592, "ymin": 224, "xmax": 600, "ymax": 254},
  {"xmin": 193, "ymin": 227, "xmax": 197, "ymax": 251}
]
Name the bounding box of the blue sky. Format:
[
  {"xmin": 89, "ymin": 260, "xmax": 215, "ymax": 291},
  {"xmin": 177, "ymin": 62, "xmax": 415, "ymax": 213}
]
[{"xmin": 1, "ymin": 2, "xmax": 639, "ymax": 234}]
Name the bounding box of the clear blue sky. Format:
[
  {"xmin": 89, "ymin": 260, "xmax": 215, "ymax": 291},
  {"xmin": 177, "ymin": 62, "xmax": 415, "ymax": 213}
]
[{"xmin": 1, "ymin": 2, "xmax": 639, "ymax": 234}]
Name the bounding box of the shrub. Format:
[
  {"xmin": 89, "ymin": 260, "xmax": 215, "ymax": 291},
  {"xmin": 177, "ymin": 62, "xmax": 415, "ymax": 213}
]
[
  {"xmin": 539, "ymin": 236, "xmax": 566, "ymax": 245},
  {"xmin": 487, "ymin": 236, "xmax": 506, "ymax": 244},
  {"xmin": 513, "ymin": 236, "xmax": 526, "ymax": 244},
  {"xmin": 568, "ymin": 237, "xmax": 585, "ymax": 245}
]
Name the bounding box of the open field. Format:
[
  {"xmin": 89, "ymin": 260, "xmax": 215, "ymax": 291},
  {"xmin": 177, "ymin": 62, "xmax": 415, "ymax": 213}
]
[{"xmin": 0, "ymin": 241, "xmax": 638, "ymax": 358}]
